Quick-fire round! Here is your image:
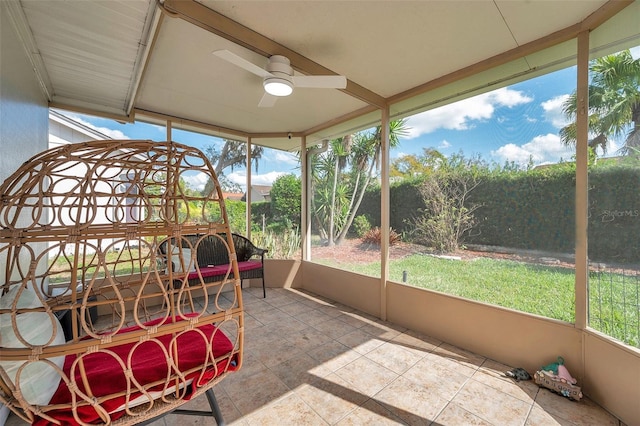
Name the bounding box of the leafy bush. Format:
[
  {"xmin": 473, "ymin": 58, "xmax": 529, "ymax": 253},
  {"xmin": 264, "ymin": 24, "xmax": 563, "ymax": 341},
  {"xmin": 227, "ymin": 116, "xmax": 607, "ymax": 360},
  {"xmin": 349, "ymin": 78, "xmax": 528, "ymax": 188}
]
[
  {"xmin": 270, "ymin": 174, "xmax": 301, "ymax": 226},
  {"xmin": 410, "ymin": 171, "xmax": 481, "ymax": 253},
  {"xmin": 224, "ymin": 199, "xmax": 249, "ymax": 233},
  {"xmin": 352, "ymin": 215, "xmax": 371, "ymax": 237},
  {"xmin": 252, "ymin": 228, "xmax": 301, "ymax": 259},
  {"xmin": 361, "ymin": 227, "xmax": 401, "ymax": 246}
]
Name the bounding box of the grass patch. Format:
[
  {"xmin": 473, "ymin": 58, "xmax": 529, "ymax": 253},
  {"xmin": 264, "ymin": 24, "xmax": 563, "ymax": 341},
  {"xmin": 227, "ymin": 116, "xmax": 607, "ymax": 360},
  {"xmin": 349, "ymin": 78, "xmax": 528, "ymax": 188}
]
[
  {"xmin": 315, "ymin": 253, "xmax": 639, "ymax": 347},
  {"xmin": 48, "ymin": 248, "xmax": 154, "ymax": 283},
  {"xmin": 322, "ymin": 254, "xmax": 576, "ymax": 322}
]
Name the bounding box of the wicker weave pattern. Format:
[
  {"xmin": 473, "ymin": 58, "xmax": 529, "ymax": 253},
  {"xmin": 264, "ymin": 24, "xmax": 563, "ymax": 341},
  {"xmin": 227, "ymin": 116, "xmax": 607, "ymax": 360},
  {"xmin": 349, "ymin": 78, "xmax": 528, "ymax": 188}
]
[{"xmin": 0, "ymin": 140, "xmax": 243, "ymax": 425}]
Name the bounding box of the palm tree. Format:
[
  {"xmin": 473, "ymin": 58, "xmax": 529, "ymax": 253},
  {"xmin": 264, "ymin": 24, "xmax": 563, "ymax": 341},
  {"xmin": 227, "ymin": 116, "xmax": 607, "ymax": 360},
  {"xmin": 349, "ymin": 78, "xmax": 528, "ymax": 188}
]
[
  {"xmin": 560, "ymin": 50, "xmax": 640, "ymax": 155},
  {"xmin": 311, "ymin": 119, "xmax": 409, "ymax": 246}
]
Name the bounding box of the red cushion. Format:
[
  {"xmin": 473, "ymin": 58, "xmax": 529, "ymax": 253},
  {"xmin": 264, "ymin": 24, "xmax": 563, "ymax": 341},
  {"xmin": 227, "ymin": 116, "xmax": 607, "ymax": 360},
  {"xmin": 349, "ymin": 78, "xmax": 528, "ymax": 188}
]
[
  {"xmin": 34, "ymin": 316, "xmax": 237, "ymax": 425},
  {"xmin": 187, "ymin": 261, "xmax": 261, "ymax": 280}
]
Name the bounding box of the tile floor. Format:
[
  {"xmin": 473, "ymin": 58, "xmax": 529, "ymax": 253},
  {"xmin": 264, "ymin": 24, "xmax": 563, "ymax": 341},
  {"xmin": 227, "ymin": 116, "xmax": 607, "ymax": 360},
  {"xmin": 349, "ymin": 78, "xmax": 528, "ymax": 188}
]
[
  {"xmin": 4, "ymin": 288, "xmax": 624, "ymax": 426},
  {"xmin": 155, "ymin": 288, "xmax": 622, "ymax": 426}
]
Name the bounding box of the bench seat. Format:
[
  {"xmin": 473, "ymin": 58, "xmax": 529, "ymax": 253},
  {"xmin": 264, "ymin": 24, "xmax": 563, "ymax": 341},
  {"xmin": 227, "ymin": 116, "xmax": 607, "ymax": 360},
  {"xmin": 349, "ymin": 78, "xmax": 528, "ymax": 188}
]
[
  {"xmin": 162, "ymin": 234, "xmax": 268, "ymax": 298},
  {"xmin": 187, "ymin": 260, "xmax": 263, "ymax": 281}
]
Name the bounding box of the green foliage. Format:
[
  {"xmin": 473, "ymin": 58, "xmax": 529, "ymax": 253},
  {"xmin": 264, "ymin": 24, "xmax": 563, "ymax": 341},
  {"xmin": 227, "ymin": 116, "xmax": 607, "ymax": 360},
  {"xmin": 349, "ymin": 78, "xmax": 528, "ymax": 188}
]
[
  {"xmin": 252, "ymin": 228, "xmax": 302, "ymax": 259},
  {"xmin": 222, "ymin": 199, "xmax": 247, "ymax": 233},
  {"xmin": 560, "ymin": 49, "xmax": 640, "ymax": 155},
  {"xmin": 357, "ymin": 151, "xmax": 640, "ymax": 263},
  {"xmin": 409, "ymin": 165, "xmax": 482, "ymax": 253},
  {"xmin": 352, "ymin": 215, "xmax": 371, "ymax": 237},
  {"xmin": 310, "ymin": 119, "xmax": 409, "ymax": 245},
  {"xmin": 251, "ymin": 201, "xmax": 271, "ymax": 231},
  {"xmin": 361, "ymin": 227, "xmax": 401, "ymax": 246},
  {"xmin": 270, "ymin": 174, "xmax": 301, "ymax": 227}
]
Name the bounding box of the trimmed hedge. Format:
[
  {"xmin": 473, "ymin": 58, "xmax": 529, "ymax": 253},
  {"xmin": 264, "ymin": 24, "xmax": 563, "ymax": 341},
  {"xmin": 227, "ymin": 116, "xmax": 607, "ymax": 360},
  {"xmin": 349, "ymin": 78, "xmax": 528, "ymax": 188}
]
[{"xmin": 355, "ymin": 164, "xmax": 640, "ymax": 263}]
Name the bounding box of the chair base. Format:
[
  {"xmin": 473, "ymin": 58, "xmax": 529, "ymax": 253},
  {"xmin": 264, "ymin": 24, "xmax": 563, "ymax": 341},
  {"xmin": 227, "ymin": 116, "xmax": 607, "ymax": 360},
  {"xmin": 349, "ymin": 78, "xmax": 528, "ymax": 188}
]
[{"xmin": 136, "ymin": 388, "xmax": 225, "ymax": 426}]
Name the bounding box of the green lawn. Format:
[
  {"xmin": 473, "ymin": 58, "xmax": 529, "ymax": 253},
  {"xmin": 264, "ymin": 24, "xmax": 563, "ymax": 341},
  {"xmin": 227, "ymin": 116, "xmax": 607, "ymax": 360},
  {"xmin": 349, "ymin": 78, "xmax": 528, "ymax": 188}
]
[{"xmin": 315, "ymin": 254, "xmax": 639, "ymax": 348}]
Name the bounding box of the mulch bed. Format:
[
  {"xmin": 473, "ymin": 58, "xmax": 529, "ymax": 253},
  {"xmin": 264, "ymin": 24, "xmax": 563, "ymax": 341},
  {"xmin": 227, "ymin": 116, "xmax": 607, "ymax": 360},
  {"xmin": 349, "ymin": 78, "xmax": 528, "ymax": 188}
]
[
  {"xmin": 311, "ymin": 239, "xmax": 640, "ymax": 274},
  {"xmin": 311, "ymin": 238, "xmax": 577, "ymax": 268}
]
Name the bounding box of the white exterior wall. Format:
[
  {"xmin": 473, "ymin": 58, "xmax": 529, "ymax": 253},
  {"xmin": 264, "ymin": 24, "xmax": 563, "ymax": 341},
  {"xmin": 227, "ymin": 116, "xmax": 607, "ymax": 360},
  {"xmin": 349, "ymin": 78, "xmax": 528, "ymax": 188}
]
[{"xmin": 1, "ymin": 6, "xmax": 49, "ymax": 183}]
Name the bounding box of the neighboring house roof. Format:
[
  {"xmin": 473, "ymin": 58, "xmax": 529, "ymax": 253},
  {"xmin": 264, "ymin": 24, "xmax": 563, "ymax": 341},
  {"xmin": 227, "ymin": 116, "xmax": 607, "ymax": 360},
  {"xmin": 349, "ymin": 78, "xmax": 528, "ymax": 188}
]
[
  {"xmin": 251, "ymin": 185, "xmax": 271, "ymax": 197},
  {"xmin": 221, "ymin": 192, "xmax": 244, "ymax": 201},
  {"xmin": 49, "ymin": 110, "xmax": 113, "ymax": 146}
]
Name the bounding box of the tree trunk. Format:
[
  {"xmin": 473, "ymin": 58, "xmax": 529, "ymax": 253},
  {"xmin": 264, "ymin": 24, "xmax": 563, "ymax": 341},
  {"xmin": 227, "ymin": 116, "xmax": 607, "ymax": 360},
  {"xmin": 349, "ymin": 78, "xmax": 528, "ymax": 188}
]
[{"xmin": 335, "ymin": 160, "xmax": 376, "ymax": 245}]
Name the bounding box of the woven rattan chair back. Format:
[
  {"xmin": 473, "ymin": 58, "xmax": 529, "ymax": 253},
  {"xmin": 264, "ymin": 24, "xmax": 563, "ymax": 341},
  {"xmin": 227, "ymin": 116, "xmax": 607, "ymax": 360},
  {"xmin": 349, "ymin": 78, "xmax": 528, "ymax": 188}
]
[{"xmin": 0, "ymin": 140, "xmax": 243, "ymax": 425}]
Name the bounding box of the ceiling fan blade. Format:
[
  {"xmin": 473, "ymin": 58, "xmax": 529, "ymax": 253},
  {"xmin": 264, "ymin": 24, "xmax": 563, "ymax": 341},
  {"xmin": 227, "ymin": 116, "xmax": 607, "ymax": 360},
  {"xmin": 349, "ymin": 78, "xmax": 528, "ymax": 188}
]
[
  {"xmin": 258, "ymin": 92, "xmax": 278, "ymax": 108},
  {"xmin": 212, "ymin": 49, "xmax": 272, "ymax": 78},
  {"xmin": 292, "ymin": 75, "xmax": 347, "ymax": 89}
]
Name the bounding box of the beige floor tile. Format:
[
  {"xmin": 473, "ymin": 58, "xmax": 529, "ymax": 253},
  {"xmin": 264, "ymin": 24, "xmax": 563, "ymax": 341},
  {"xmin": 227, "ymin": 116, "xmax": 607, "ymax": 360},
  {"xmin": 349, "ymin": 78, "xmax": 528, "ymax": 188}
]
[
  {"xmin": 525, "ymin": 405, "xmax": 577, "ymax": 426},
  {"xmin": 434, "ymin": 402, "xmax": 494, "ymax": 425},
  {"xmin": 264, "ymin": 294, "xmax": 298, "ymax": 309},
  {"xmin": 249, "ymin": 307, "xmax": 287, "ymax": 325},
  {"xmin": 334, "ymin": 356, "xmax": 399, "ymax": 397},
  {"xmin": 243, "ymin": 392, "xmax": 327, "ymax": 425},
  {"xmin": 278, "ymin": 301, "xmax": 314, "ymax": 316},
  {"xmin": 374, "ymin": 375, "xmax": 449, "ymax": 425},
  {"xmin": 223, "ymin": 368, "xmax": 290, "ymax": 415},
  {"xmin": 335, "ymin": 312, "xmax": 369, "ymax": 329},
  {"xmin": 315, "ymin": 303, "xmax": 347, "ymax": 318},
  {"xmin": 389, "ymin": 329, "xmax": 441, "ymax": 356},
  {"xmin": 171, "ymin": 388, "xmax": 247, "ymax": 426},
  {"xmin": 403, "ymin": 356, "xmax": 470, "ymax": 401},
  {"xmin": 433, "ymin": 343, "xmax": 486, "ymax": 373},
  {"xmin": 336, "ymin": 398, "xmax": 408, "ymax": 425},
  {"xmin": 296, "ymin": 308, "xmax": 335, "ymax": 326},
  {"xmin": 306, "ymin": 339, "xmax": 362, "ymax": 372},
  {"xmin": 533, "ymin": 389, "xmax": 619, "ymax": 426},
  {"xmin": 313, "ymin": 317, "xmax": 358, "ymax": 340},
  {"xmin": 277, "ymin": 316, "xmax": 311, "ymax": 333},
  {"xmin": 296, "ymin": 373, "xmax": 369, "ymax": 424},
  {"xmin": 283, "ymin": 325, "xmax": 334, "ymax": 352},
  {"xmin": 452, "ymin": 378, "xmax": 533, "ymax": 426},
  {"xmin": 358, "ymin": 320, "xmax": 406, "ymax": 342},
  {"xmin": 472, "ymin": 360, "xmax": 540, "ymax": 403},
  {"xmin": 270, "ymin": 353, "xmax": 333, "ymax": 389},
  {"xmin": 425, "ymin": 349, "xmax": 482, "ymax": 378},
  {"xmin": 364, "ymin": 341, "xmax": 424, "ymax": 375},
  {"xmin": 337, "ymin": 328, "xmax": 387, "ymax": 355},
  {"xmin": 251, "ymin": 337, "xmax": 303, "ymax": 368}
]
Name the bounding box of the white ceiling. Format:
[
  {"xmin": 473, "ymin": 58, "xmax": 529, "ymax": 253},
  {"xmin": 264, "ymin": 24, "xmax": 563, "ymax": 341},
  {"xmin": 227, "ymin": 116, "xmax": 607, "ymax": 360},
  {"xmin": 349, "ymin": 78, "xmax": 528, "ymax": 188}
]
[{"xmin": 5, "ymin": 0, "xmax": 639, "ymax": 151}]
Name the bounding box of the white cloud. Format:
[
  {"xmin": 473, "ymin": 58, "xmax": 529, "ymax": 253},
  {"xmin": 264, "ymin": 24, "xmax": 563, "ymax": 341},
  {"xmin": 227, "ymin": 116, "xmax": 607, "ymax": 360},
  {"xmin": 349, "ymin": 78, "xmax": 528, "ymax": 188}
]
[
  {"xmin": 274, "ymin": 151, "xmax": 299, "ymax": 165},
  {"xmin": 182, "ymin": 172, "xmax": 209, "ymax": 191},
  {"xmin": 541, "ymin": 94, "xmax": 570, "ymax": 129},
  {"xmin": 62, "ymin": 112, "xmax": 130, "ymax": 139},
  {"xmin": 439, "ymin": 140, "xmax": 451, "ymax": 149},
  {"xmin": 227, "ymin": 170, "xmax": 287, "ymax": 188},
  {"xmin": 404, "ymin": 87, "xmax": 533, "ymax": 139},
  {"xmin": 490, "ymin": 87, "xmax": 534, "ymax": 107},
  {"xmin": 491, "ymin": 133, "xmax": 574, "ymax": 166}
]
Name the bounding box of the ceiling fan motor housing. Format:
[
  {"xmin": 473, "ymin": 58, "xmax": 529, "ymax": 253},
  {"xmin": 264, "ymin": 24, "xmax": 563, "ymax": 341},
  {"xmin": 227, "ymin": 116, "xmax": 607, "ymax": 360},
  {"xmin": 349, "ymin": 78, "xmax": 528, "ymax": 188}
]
[{"xmin": 264, "ymin": 55, "xmax": 294, "ymax": 96}]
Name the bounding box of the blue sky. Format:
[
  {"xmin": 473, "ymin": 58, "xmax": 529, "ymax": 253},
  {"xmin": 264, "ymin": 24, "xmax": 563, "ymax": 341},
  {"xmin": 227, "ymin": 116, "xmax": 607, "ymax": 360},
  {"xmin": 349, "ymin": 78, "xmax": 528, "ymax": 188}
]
[{"xmin": 64, "ymin": 46, "xmax": 638, "ymax": 190}]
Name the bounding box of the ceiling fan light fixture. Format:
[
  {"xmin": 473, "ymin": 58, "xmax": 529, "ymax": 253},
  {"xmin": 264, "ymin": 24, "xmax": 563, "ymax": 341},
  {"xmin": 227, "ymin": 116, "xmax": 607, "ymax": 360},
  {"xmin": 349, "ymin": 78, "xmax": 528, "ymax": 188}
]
[{"xmin": 263, "ymin": 77, "xmax": 293, "ymax": 97}]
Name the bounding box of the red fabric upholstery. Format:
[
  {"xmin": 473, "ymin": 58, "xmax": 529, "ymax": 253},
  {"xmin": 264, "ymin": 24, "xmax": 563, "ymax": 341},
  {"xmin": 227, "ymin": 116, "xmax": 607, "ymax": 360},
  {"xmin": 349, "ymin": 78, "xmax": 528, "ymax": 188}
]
[
  {"xmin": 34, "ymin": 317, "xmax": 237, "ymax": 425},
  {"xmin": 187, "ymin": 260, "xmax": 262, "ymax": 281}
]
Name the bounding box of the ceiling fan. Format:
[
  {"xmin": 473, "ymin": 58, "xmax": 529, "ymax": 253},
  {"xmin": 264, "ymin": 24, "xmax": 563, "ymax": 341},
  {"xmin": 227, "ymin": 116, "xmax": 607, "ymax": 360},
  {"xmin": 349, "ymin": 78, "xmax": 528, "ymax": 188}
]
[{"xmin": 213, "ymin": 50, "xmax": 347, "ymax": 107}]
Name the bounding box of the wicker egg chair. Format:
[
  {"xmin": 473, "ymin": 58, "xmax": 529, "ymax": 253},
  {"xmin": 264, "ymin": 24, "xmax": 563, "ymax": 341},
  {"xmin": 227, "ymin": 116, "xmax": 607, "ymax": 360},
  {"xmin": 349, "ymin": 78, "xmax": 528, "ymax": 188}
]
[{"xmin": 0, "ymin": 140, "xmax": 244, "ymax": 425}]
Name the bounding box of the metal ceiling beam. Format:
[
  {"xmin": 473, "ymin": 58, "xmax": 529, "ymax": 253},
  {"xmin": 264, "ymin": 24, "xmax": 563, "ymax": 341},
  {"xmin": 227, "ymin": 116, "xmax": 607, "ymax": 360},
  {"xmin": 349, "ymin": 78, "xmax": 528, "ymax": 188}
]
[{"xmin": 161, "ymin": 0, "xmax": 387, "ymax": 109}]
